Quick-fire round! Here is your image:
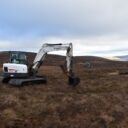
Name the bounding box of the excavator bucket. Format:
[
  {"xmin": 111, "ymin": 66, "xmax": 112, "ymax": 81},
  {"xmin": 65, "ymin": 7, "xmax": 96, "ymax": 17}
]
[
  {"xmin": 68, "ymin": 76, "xmax": 80, "ymax": 87},
  {"xmin": 60, "ymin": 65, "xmax": 80, "ymax": 86}
]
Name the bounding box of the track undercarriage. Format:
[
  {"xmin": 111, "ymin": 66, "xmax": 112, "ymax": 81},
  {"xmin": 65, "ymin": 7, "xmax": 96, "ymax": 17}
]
[
  {"xmin": 2, "ymin": 75, "xmax": 80, "ymax": 87},
  {"xmin": 2, "ymin": 76, "xmax": 47, "ymax": 86}
]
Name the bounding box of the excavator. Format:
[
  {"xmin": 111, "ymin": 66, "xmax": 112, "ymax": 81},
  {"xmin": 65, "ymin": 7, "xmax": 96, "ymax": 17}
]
[{"xmin": 2, "ymin": 43, "xmax": 80, "ymax": 86}]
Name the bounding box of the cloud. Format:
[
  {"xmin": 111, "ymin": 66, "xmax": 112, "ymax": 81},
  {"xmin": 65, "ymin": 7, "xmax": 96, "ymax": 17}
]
[
  {"xmin": 0, "ymin": 36, "xmax": 128, "ymax": 56},
  {"xmin": 0, "ymin": 0, "xmax": 128, "ymax": 56},
  {"xmin": 0, "ymin": 0, "xmax": 128, "ymax": 37}
]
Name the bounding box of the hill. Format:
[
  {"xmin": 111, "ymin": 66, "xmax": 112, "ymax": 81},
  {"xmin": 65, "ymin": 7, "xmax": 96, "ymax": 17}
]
[{"xmin": 0, "ymin": 51, "xmax": 125, "ymax": 67}]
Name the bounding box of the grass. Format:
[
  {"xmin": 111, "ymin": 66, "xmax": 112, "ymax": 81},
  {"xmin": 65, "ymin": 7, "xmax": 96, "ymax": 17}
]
[{"xmin": 0, "ymin": 61, "xmax": 128, "ymax": 127}]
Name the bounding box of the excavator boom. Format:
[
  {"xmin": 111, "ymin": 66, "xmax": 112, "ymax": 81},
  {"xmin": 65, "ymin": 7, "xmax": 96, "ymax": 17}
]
[{"xmin": 32, "ymin": 43, "xmax": 73, "ymax": 74}]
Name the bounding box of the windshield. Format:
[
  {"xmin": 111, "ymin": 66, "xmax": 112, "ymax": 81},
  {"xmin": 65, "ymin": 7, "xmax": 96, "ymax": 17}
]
[{"xmin": 10, "ymin": 52, "xmax": 27, "ymax": 64}]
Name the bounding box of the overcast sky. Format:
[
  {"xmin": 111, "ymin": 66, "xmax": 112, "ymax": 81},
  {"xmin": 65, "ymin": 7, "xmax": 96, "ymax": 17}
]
[{"xmin": 0, "ymin": 0, "xmax": 128, "ymax": 56}]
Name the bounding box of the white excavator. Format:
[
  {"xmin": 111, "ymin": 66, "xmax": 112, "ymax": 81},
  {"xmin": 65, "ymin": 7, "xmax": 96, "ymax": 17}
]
[{"xmin": 2, "ymin": 43, "xmax": 80, "ymax": 86}]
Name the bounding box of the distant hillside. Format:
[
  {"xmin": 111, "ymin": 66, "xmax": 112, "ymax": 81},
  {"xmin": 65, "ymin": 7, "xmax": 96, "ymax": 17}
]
[
  {"xmin": 0, "ymin": 51, "xmax": 67, "ymax": 66},
  {"xmin": 0, "ymin": 51, "xmax": 127, "ymax": 69},
  {"xmin": 0, "ymin": 51, "xmax": 108, "ymax": 63}
]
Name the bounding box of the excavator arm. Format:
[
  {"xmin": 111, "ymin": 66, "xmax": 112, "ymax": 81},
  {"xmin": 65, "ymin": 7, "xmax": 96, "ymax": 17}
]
[
  {"xmin": 31, "ymin": 43, "xmax": 80, "ymax": 86},
  {"xmin": 32, "ymin": 43, "xmax": 72, "ymax": 74}
]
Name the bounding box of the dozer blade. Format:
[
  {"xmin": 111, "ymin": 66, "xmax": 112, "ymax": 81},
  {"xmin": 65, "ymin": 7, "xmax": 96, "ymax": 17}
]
[
  {"xmin": 68, "ymin": 76, "xmax": 80, "ymax": 87},
  {"xmin": 9, "ymin": 76, "xmax": 47, "ymax": 86}
]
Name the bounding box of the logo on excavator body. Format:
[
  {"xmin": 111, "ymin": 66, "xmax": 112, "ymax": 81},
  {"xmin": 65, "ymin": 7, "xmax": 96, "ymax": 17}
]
[{"xmin": 8, "ymin": 69, "xmax": 17, "ymax": 73}]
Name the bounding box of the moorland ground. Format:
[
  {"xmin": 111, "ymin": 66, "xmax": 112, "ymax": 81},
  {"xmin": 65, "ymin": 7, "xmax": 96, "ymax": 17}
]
[{"xmin": 0, "ymin": 52, "xmax": 128, "ymax": 128}]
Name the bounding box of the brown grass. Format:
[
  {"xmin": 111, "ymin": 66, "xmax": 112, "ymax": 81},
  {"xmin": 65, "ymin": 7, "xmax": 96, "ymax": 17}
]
[{"xmin": 0, "ymin": 53, "xmax": 128, "ymax": 127}]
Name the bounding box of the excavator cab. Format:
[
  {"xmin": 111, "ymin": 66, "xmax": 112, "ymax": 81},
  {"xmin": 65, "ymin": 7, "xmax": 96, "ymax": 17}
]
[{"xmin": 10, "ymin": 51, "xmax": 27, "ymax": 64}]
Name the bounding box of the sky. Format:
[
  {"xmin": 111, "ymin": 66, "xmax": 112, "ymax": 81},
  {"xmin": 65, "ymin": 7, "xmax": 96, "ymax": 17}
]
[{"xmin": 0, "ymin": 0, "xmax": 128, "ymax": 56}]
